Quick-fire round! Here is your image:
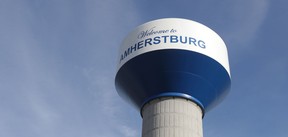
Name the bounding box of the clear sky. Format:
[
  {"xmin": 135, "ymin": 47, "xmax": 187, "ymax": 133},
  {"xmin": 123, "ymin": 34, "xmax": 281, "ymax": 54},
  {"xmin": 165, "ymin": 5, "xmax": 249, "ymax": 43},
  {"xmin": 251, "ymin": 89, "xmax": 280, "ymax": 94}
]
[{"xmin": 0, "ymin": 0, "xmax": 287, "ymax": 137}]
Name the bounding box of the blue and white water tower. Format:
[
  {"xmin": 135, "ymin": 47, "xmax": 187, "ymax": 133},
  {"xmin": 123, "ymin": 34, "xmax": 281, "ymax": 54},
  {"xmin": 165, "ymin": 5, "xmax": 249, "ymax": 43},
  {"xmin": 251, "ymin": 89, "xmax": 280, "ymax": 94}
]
[{"xmin": 115, "ymin": 18, "xmax": 231, "ymax": 137}]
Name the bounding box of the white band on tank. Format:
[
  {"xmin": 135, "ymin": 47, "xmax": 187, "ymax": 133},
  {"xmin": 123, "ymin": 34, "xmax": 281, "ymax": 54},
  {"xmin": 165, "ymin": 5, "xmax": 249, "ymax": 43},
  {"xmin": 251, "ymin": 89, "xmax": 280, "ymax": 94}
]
[{"xmin": 117, "ymin": 18, "xmax": 230, "ymax": 76}]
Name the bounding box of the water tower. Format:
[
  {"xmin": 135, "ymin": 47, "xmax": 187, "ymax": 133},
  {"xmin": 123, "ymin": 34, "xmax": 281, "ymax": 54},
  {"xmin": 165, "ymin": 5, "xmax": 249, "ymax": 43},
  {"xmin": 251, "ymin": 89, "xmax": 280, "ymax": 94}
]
[{"xmin": 115, "ymin": 18, "xmax": 231, "ymax": 137}]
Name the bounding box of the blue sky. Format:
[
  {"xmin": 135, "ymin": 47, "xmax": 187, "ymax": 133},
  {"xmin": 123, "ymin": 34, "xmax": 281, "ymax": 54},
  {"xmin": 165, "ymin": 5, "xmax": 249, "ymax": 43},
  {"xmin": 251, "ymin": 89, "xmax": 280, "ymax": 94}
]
[{"xmin": 0, "ymin": 0, "xmax": 287, "ymax": 137}]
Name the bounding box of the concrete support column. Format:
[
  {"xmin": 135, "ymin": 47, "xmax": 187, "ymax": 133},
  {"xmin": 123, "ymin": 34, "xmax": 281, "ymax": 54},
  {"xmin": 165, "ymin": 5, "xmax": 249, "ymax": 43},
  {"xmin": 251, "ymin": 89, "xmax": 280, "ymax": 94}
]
[{"xmin": 141, "ymin": 97, "xmax": 203, "ymax": 137}]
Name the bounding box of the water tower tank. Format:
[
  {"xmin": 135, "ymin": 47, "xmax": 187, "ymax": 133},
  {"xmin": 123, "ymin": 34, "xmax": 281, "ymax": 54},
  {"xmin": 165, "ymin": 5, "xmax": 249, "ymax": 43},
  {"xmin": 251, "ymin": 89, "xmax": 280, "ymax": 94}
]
[{"xmin": 115, "ymin": 18, "xmax": 231, "ymax": 137}]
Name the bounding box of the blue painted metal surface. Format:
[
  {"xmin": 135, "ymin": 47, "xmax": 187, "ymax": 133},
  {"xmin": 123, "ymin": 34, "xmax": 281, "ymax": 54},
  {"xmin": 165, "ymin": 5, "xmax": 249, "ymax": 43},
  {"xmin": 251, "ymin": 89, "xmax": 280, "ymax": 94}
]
[{"xmin": 115, "ymin": 49, "xmax": 231, "ymax": 113}]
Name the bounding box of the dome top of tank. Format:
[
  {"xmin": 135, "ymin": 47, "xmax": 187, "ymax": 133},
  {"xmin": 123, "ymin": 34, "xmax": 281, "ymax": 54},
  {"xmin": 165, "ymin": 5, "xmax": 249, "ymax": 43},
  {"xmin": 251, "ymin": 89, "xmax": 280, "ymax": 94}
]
[{"xmin": 115, "ymin": 18, "xmax": 231, "ymax": 113}]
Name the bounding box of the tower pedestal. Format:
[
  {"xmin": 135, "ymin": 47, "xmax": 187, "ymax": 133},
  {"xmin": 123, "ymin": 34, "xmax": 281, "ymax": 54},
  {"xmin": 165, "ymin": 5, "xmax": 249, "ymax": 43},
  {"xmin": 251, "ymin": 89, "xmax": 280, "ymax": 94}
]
[{"xmin": 141, "ymin": 97, "xmax": 203, "ymax": 137}]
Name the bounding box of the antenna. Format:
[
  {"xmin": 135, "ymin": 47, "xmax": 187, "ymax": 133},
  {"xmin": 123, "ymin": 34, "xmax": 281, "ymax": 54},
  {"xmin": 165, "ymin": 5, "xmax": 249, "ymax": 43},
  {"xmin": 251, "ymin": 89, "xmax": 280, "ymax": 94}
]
[{"xmin": 115, "ymin": 18, "xmax": 231, "ymax": 137}]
